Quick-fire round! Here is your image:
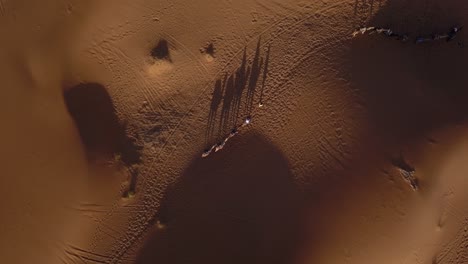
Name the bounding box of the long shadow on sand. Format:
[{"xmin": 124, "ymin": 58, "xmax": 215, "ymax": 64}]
[
  {"xmin": 136, "ymin": 133, "xmax": 303, "ymax": 264},
  {"xmin": 342, "ymin": 0, "xmax": 468, "ymax": 149},
  {"xmin": 206, "ymin": 40, "xmax": 271, "ymax": 145},
  {"xmin": 64, "ymin": 83, "xmax": 142, "ymax": 193}
]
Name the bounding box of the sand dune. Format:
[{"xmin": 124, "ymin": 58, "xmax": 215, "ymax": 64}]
[{"xmin": 1, "ymin": 0, "xmax": 468, "ymax": 263}]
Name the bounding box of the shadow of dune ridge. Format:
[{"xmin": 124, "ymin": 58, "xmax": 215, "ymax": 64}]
[
  {"xmin": 206, "ymin": 39, "xmax": 271, "ymax": 145},
  {"xmin": 342, "ymin": 0, "xmax": 468, "ymax": 148},
  {"xmin": 136, "ymin": 132, "xmax": 304, "ymax": 264},
  {"xmin": 327, "ymin": 0, "xmax": 468, "ymax": 198},
  {"xmin": 63, "ymin": 83, "xmax": 142, "ymax": 166}
]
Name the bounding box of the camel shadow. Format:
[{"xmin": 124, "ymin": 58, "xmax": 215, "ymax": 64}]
[{"xmin": 206, "ymin": 40, "xmax": 271, "ymax": 145}]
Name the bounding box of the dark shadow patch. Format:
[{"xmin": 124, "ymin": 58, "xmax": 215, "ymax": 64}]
[
  {"xmin": 64, "ymin": 83, "xmax": 142, "ymax": 166},
  {"xmin": 201, "ymin": 42, "xmax": 216, "ymax": 57},
  {"xmin": 231, "ymin": 48, "xmax": 250, "ymax": 124},
  {"xmin": 205, "ymin": 39, "xmax": 271, "ymax": 145},
  {"xmin": 341, "ymin": 0, "xmax": 468, "ymax": 148},
  {"xmin": 136, "ymin": 133, "xmax": 304, "ymax": 264},
  {"xmin": 391, "ymin": 153, "xmax": 415, "ymax": 173},
  {"xmin": 334, "ymin": 0, "xmax": 468, "ymax": 194},
  {"xmin": 296, "ymin": 147, "xmax": 422, "ymax": 263},
  {"xmin": 258, "ymin": 44, "xmax": 271, "ymax": 106},
  {"xmin": 151, "ymin": 39, "xmax": 171, "ymax": 61},
  {"xmin": 245, "ymin": 39, "xmax": 263, "ymax": 114},
  {"xmin": 206, "ymin": 77, "xmax": 225, "ymax": 142},
  {"xmin": 123, "ymin": 166, "xmax": 140, "ymax": 198}
]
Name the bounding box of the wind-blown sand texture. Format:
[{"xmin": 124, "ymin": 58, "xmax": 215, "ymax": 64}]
[{"xmin": 1, "ymin": 0, "xmax": 468, "ymax": 263}]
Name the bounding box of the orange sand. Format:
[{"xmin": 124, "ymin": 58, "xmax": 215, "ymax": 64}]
[{"xmin": 1, "ymin": 0, "xmax": 468, "ymax": 263}]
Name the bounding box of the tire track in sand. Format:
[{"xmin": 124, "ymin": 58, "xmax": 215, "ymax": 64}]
[
  {"xmin": 82, "ymin": 1, "xmax": 350, "ymax": 262},
  {"xmin": 82, "ymin": 39, "xmax": 208, "ymax": 254},
  {"xmin": 81, "ymin": 26, "xmax": 214, "ymax": 258},
  {"xmin": 104, "ymin": 2, "xmax": 351, "ymax": 263},
  {"xmin": 84, "ymin": 0, "xmax": 318, "ymax": 235}
]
